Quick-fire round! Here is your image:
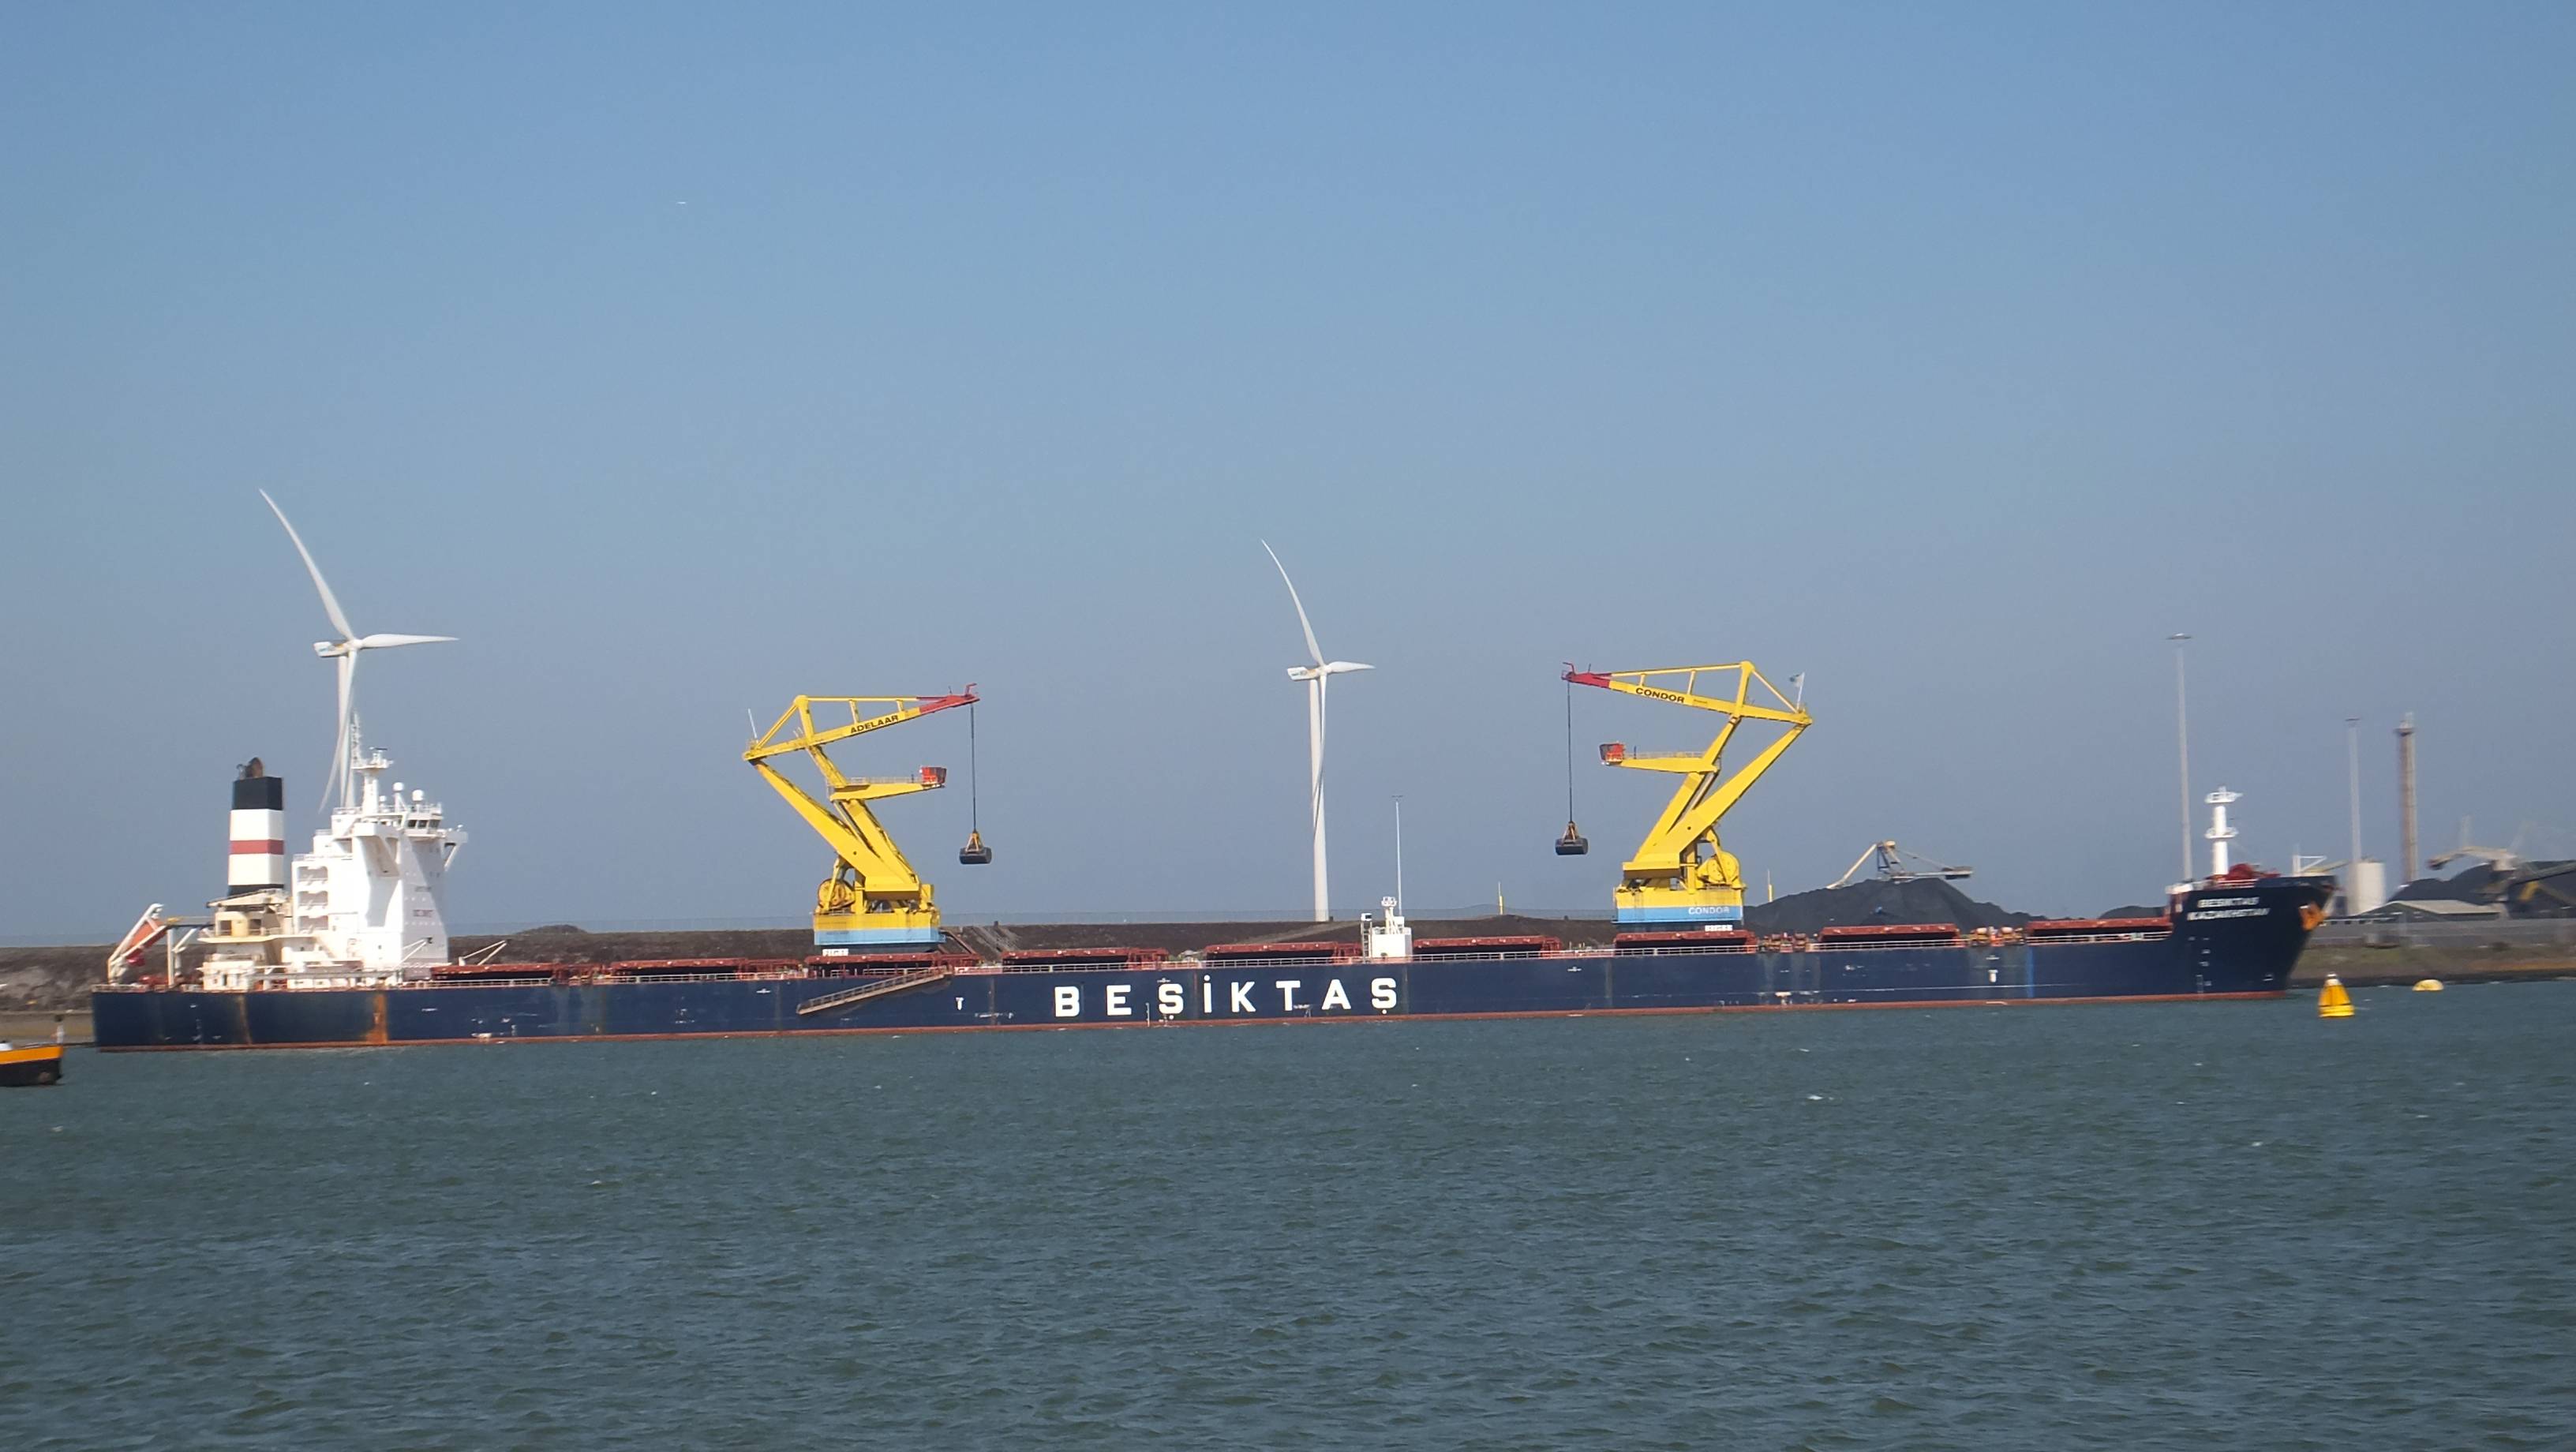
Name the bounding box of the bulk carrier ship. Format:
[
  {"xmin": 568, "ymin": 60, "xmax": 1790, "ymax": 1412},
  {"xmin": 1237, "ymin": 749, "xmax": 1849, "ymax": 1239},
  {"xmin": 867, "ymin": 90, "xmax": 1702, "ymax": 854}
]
[{"xmin": 90, "ymin": 507, "xmax": 2331, "ymax": 1051}]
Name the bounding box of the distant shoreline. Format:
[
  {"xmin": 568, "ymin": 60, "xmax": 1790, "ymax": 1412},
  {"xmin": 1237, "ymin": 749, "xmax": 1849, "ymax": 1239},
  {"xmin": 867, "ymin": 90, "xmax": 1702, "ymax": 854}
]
[{"xmin": 0, "ymin": 1009, "xmax": 88, "ymax": 1047}]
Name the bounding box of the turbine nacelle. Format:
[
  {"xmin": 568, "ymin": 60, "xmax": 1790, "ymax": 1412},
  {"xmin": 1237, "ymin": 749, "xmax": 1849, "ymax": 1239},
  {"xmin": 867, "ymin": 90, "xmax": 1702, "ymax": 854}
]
[
  {"xmin": 1286, "ymin": 661, "xmax": 1372, "ymax": 681},
  {"xmin": 313, "ymin": 633, "xmax": 455, "ymax": 659}
]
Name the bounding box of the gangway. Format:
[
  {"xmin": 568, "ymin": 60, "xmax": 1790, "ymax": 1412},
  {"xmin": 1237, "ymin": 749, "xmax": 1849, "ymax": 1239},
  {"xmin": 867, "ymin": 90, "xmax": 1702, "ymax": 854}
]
[
  {"xmin": 796, "ymin": 964, "xmax": 958, "ymax": 1016},
  {"xmin": 1566, "ymin": 662, "xmax": 1810, "ymax": 927},
  {"xmin": 746, "ymin": 691, "xmax": 976, "ymax": 950}
]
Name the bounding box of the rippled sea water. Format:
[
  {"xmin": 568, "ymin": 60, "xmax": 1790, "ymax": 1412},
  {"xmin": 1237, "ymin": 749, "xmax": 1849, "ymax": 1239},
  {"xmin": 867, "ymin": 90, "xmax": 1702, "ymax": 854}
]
[{"xmin": 6, "ymin": 984, "xmax": 2571, "ymax": 1450}]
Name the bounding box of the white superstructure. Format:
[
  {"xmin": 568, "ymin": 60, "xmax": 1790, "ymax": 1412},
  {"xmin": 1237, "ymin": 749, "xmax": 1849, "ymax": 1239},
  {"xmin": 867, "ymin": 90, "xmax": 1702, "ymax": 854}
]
[
  {"xmin": 286, "ymin": 733, "xmax": 463, "ymax": 979},
  {"xmin": 198, "ymin": 733, "xmax": 466, "ymax": 990},
  {"xmin": 1362, "ymin": 895, "xmax": 1413, "ymax": 960},
  {"xmin": 180, "ymin": 492, "xmax": 467, "ymax": 992}
]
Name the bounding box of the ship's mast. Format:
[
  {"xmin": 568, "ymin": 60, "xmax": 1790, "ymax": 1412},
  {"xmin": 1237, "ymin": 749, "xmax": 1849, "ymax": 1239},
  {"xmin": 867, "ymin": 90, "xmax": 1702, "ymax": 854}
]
[{"xmin": 2204, "ymin": 787, "xmax": 2241, "ymax": 878}]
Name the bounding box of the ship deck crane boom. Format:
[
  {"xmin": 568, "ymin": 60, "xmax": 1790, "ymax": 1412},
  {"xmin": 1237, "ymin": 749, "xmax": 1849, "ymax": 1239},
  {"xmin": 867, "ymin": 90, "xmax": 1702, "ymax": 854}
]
[
  {"xmin": 745, "ymin": 690, "xmax": 975, "ymax": 949},
  {"xmin": 1566, "ymin": 662, "xmax": 1810, "ymax": 926},
  {"xmin": 2427, "ymin": 817, "xmax": 2526, "ymax": 875}
]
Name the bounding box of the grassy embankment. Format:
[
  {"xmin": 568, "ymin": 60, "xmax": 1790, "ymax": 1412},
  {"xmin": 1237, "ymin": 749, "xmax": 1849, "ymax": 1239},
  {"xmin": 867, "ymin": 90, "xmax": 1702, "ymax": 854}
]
[
  {"xmin": 0, "ymin": 1009, "xmax": 85, "ymax": 1045},
  {"xmin": 2294, "ymin": 941, "xmax": 2576, "ymax": 988}
]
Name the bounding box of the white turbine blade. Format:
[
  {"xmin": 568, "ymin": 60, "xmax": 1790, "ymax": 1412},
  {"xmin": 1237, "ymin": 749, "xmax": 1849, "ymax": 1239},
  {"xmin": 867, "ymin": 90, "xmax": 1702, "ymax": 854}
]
[
  {"xmin": 1322, "ymin": 661, "xmax": 1373, "ymax": 674},
  {"xmin": 1260, "ymin": 540, "xmax": 1325, "ymax": 667},
  {"xmin": 260, "ymin": 490, "xmax": 356, "ymax": 642},
  {"xmin": 352, "ymin": 633, "xmax": 457, "ymax": 649}
]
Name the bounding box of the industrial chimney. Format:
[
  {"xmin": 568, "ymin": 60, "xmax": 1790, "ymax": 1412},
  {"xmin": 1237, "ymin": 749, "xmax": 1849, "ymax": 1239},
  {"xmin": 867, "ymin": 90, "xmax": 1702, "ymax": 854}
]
[{"xmin": 2395, "ymin": 714, "xmax": 2419, "ymax": 885}]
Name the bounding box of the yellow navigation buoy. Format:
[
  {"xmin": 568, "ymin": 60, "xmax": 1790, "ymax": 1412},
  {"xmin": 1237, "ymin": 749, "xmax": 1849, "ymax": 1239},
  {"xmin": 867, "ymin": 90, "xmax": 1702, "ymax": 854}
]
[
  {"xmin": 2413, "ymin": 978, "xmax": 2444, "ymax": 993},
  {"xmin": 2318, "ymin": 975, "xmax": 2354, "ymax": 1019}
]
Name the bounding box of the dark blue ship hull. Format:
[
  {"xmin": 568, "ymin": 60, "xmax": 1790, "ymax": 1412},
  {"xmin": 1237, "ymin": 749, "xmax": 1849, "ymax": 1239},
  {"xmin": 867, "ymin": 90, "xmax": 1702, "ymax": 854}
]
[{"xmin": 92, "ymin": 879, "xmax": 2330, "ymax": 1050}]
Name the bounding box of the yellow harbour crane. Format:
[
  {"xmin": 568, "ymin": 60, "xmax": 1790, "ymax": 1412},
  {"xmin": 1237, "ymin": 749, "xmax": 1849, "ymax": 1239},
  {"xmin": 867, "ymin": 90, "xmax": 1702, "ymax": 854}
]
[
  {"xmin": 745, "ymin": 690, "xmax": 979, "ymax": 949},
  {"xmin": 1564, "ymin": 662, "xmax": 1810, "ymax": 927}
]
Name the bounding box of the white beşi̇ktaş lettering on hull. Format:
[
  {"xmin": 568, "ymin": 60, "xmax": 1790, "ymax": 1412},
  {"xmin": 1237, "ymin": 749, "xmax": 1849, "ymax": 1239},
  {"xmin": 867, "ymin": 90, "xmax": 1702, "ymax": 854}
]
[{"xmin": 1053, "ymin": 976, "xmax": 1399, "ymax": 1020}]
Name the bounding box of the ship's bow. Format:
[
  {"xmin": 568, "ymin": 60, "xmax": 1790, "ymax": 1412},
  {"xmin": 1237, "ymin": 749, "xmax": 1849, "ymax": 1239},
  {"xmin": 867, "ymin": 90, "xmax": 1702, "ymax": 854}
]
[{"xmin": 2174, "ymin": 875, "xmax": 2334, "ymax": 994}]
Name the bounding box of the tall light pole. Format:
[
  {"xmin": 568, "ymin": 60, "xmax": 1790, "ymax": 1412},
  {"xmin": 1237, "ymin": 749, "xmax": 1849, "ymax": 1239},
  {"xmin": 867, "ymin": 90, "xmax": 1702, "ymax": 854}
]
[
  {"xmin": 2170, "ymin": 634, "xmax": 2192, "ymax": 882},
  {"xmin": 1393, "ymin": 795, "xmax": 1405, "ymax": 911},
  {"xmin": 2346, "ymin": 717, "xmax": 2364, "ymax": 869}
]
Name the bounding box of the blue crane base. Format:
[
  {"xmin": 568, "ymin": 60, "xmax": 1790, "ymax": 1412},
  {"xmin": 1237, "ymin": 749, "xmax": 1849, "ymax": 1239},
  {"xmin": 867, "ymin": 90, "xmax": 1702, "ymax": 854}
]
[
  {"xmin": 1616, "ymin": 904, "xmax": 1747, "ymax": 924},
  {"xmin": 814, "ymin": 926, "xmax": 945, "ymax": 949}
]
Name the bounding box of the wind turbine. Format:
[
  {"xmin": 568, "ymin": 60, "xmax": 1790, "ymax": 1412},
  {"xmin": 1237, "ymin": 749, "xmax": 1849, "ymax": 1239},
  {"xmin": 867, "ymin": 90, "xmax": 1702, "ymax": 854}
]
[
  {"xmin": 260, "ymin": 491, "xmax": 455, "ymax": 813},
  {"xmin": 1262, "ymin": 541, "xmax": 1372, "ymax": 922}
]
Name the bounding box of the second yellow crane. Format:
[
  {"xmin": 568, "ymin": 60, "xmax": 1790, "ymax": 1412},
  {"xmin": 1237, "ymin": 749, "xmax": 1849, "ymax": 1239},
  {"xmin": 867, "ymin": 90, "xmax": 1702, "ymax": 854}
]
[
  {"xmin": 1565, "ymin": 662, "xmax": 1810, "ymax": 927},
  {"xmin": 745, "ymin": 691, "xmax": 979, "ymax": 949}
]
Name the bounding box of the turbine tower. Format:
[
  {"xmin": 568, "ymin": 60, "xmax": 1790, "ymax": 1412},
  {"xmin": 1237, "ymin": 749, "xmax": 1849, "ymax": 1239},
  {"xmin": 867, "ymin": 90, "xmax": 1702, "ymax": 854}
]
[
  {"xmin": 1263, "ymin": 541, "xmax": 1372, "ymax": 922},
  {"xmin": 260, "ymin": 492, "xmax": 455, "ymax": 811}
]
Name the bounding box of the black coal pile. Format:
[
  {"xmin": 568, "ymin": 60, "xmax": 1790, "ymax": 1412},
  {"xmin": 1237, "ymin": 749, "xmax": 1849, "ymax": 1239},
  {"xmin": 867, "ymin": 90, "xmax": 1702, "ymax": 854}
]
[
  {"xmin": 2392, "ymin": 859, "xmax": 2576, "ymax": 916},
  {"xmin": 2392, "ymin": 863, "xmax": 2517, "ymax": 904},
  {"xmin": 1743, "ymin": 878, "xmax": 2030, "ymax": 936},
  {"xmin": 449, "ymin": 923, "xmax": 818, "ymax": 964}
]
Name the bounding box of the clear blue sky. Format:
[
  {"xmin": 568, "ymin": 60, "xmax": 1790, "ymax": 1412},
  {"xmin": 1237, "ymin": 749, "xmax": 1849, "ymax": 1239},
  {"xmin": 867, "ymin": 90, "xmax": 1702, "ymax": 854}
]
[{"xmin": 4, "ymin": 4, "xmax": 2570, "ymax": 937}]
